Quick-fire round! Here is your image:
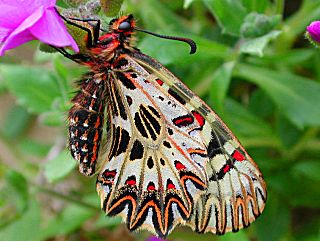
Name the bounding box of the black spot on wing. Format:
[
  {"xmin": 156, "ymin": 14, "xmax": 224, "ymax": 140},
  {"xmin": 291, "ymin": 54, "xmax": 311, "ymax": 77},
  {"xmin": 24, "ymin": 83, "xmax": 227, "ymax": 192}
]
[
  {"xmin": 140, "ymin": 112, "xmax": 158, "ymax": 141},
  {"xmin": 130, "ymin": 139, "xmax": 144, "ymax": 160},
  {"xmin": 207, "ymin": 131, "xmax": 224, "ymax": 158},
  {"xmin": 148, "ymin": 105, "xmax": 161, "ymax": 119},
  {"xmin": 126, "ymin": 95, "xmax": 133, "ymax": 106},
  {"xmin": 117, "ymin": 72, "xmax": 136, "ymax": 90},
  {"xmin": 168, "ymin": 88, "xmax": 186, "ymax": 105},
  {"xmin": 110, "ymin": 127, "xmax": 130, "ymax": 157},
  {"xmin": 147, "ymin": 156, "xmax": 154, "ymax": 169},
  {"xmin": 140, "ymin": 105, "xmax": 161, "ymax": 135},
  {"xmin": 134, "ymin": 113, "xmax": 148, "ymax": 138},
  {"xmin": 163, "ymin": 141, "xmax": 171, "ymax": 148},
  {"xmin": 160, "ymin": 158, "xmax": 165, "ymax": 166},
  {"xmin": 112, "ymin": 82, "xmax": 128, "ymax": 120}
]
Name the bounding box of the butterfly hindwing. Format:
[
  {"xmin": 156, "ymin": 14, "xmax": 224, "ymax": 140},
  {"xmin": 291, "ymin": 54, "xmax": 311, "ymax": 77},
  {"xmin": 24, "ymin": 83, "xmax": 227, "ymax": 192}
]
[{"xmin": 129, "ymin": 52, "xmax": 267, "ymax": 234}]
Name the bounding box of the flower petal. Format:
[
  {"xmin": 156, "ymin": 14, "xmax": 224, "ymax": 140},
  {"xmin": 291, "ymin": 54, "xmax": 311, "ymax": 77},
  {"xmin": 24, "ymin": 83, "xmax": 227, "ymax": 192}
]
[
  {"xmin": 145, "ymin": 237, "xmax": 167, "ymax": 241},
  {"xmin": 0, "ymin": 27, "xmax": 10, "ymax": 42},
  {"xmin": 29, "ymin": 7, "xmax": 79, "ymax": 52},
  {"xmin": 39, "ymin": 0, "xmax": 57, "ymax": 7},
  {"xmin": 0, "ymin": 0, "xmax": 56, "ymax": 29},
  {"xmin": 0, "ymin": 7, "xmax": 44, "ymax": 55},
  {"xmin": 0, "ymin": 29, "xmax": 35, "ymax": 55},
  {"xmin": 0, "ymin": 4, "xmax": 29, "ymax": 29}
]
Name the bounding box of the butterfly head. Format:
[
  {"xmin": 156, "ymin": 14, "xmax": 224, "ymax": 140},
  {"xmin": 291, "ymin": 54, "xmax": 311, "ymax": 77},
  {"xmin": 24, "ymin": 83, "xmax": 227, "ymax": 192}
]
[
  {"xmin": 109, "ymin": 14, "xmax": 135, "ymax": 35},
  {"xmin": 89, "ymin": 15, "xmax": 136, "ymax": 59},
  {"xmin": 95, "ymin": 15, "xmax": 136, "ymax": 52}
]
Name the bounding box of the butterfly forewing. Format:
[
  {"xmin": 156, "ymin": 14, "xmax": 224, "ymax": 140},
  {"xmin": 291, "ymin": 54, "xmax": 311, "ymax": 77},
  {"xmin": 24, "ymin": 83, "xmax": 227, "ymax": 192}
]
[{"xmin": 96, "ymin": 56, "xmax": 209, "ymax": 237}]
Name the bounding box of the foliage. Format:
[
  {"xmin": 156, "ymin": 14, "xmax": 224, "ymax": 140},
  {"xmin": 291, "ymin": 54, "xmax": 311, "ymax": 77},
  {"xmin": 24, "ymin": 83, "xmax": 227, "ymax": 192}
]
[{"xmin": 0, "ymin": 0, "xmax": 320, "ymax": 241}]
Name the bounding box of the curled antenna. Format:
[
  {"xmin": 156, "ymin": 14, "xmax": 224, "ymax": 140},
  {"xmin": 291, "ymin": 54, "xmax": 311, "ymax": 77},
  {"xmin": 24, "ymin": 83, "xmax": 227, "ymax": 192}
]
[{"xmin": 135, "ymin": 28, "xmax": 197, "ymax": 54}]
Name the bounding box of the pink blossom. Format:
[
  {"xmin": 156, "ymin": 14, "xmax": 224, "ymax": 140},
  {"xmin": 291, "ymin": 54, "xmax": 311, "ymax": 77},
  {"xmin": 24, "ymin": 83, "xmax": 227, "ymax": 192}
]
[
  {"xmin": 306, "ymin": 21, "xmax": 320, "ymax": 43},
  {"xmin": 146, "ymin": 236, "xmax": 167, "ymax": 241},
  {"xmin": 0, "ymin": 0, "xmax": 78, "ymax": 55}
]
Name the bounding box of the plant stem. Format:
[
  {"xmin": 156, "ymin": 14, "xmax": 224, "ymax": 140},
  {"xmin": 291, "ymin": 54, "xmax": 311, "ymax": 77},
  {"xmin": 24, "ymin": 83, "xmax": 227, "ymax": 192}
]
[
  {"xmin": 274, "ymin": 0, "xmax": 284, "ymax": 15},
  {"xmin": 34, "ymin": 184, "xmax": 99, "ymax": 211}
]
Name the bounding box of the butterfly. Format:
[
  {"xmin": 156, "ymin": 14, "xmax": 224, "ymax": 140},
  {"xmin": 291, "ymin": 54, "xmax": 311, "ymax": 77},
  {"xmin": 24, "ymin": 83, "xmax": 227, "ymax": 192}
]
[{"xmin": 56, "ymin": 13, "xmax": 267, "ymax": 238}]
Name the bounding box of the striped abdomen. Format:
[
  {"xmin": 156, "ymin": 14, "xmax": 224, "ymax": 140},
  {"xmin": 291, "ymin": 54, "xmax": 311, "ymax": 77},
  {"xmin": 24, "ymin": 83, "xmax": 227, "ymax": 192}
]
[{"xmin": 68, "ymin": 73, "xmax": 106, "ymax": 176}]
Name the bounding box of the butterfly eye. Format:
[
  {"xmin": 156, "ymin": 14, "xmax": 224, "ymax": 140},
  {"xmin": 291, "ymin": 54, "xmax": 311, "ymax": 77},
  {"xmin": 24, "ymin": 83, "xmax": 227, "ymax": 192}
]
[{"xmin": 118, "ymin": 21, "xmax": 131, "ymax": 30}]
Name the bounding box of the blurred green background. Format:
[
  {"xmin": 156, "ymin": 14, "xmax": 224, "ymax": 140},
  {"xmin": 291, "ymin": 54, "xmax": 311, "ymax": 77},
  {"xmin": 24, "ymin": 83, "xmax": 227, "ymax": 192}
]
[{"xmin": 0, "ymin": 0, "xmax": 320, "ymax": 241}]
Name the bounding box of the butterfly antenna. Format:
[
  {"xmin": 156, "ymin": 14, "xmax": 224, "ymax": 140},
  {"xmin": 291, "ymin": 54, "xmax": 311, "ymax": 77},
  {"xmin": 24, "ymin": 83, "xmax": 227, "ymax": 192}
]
[{"xmin": 135, "ymin": 28, "xmax": 197, "ymax": 54}]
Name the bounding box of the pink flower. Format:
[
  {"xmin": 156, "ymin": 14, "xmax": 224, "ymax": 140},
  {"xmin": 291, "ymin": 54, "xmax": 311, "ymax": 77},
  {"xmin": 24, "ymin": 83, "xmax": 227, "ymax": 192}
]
[
  {"xmin": 306, "ymin": 21, "xmax": 320, "ymax": 44},
  {"xmin": 0, "ymin": 0, "xmax": 79, "ymax": 55},
  {"xmin": 146, "ymin": 236, "xmax": 167, "ymax": 241}
]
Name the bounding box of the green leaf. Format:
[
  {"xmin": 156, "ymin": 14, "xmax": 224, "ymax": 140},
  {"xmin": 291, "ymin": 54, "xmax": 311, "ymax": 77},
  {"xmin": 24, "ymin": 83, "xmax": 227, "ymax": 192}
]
[
  {"xmin": 203, "ymin": 0, "xmax": 248, "ymax": 36},
  {"xmin": 0, "ymin": 200, "xmax": 41, "ymax": 241},
  {"xmin": 19, "ymin": 139, "xmax": 50, "ymax": 157},
  {"xmin": 292, "ymin": 161, "xmax": 320, "ymax": 182},
  {"xmin": 236, "ymin": 64, "xmax": 320, "ymax": 127},
  {"xmin": 276, "ymin": 115, "xmax": 302, "ymax": 148},
  {"xmin": 134, "ymin": 0, "xmax": 186, "ymax": 31},
  {"xmin": 222, "ymin": 98, "xmax": 276, "ymax": 145},
  {"xmin": 39, "ymin": 111, "xmax": 65, "ymax": 127},
  {"xmin": 255, "ymin": 192, "xmax": 290, "ymax": 241},
  {"xmin": 210, "ymin": 61, "xmax": 235, "ymax": 111},
  {"xmin": 269, "ymin": 172, "xmax": 320, "ymax": 208},
  {"xmin": 1, "ymin": 170, "xmax": 29, "ymax": 227},
  {"xmin": 248, "ymin": 89, "xmax": 275, "ymax": 119},
  {"xmin": 94, "ymin": 214, "xmax": 122, "ymax": 229},
  {"xmin": 38, "ymin": 44, "xmax": 57, "ymax": 53},
  {"xmin": 39, "ymin": 203, "xmax": 95, "ymax": 239},
  {"xmin": 241, "ymin": 0, "xmax": 270, "ymax": 13},
  {"xmin": 184, "ymin": 0, "xmax": 195, "ymax": 8},
  {"xmin": 220, "ymin": 230, "xmax": 249, "ymax": 241},
  {"xmin": 240, "ymin": 30, "xmax": 281, "ymax": 56},
  {"xmin": 139, "ymin": 35, "xmax": 229, "ymax": 65},
  {"xmin": 100, "ymin": 0, "xmax": 124, "ymax": 16},
  {"xmin": 44, "ymin": 150, "xmax": 76, "ymax": 183},
  {"xmin": 241, "ymin": 13, "xmax": 281, "ymax": 38},
  {"xmin": 5, "ymin": 171, "xmax": 29, "ymax": 212},
  {"xmin": 1, "ymin": 105, "xmax": 32, "ymax": 139},
  {"xmin": 249, "ymin": 49, "xmax": 314, "ymax": 66},
  {"xmin": 1, "ymin": 65, "xmax": 61, "ymax": 113}
]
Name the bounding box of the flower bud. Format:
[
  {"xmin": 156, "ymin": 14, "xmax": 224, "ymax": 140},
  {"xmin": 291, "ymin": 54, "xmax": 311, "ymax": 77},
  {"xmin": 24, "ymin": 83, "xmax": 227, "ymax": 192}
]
[{"xmin": 306, "ymin": 21, "xmax": 320, "ymax": 47}]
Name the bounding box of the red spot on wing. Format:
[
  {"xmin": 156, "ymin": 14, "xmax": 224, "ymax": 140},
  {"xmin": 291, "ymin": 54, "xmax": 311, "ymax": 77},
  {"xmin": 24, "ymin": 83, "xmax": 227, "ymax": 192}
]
[
  {"xmin": 102, "ymin": 170, "xmax": 117, "ymax": 182},
  {"xmin": 167, "ymin": 183, "xmax": 176, "ymax": 189},
  {"xmin": 147, "ymin": 183, "xmax": 156, "ymax": 191},
  {"xmin": 192, "ymin": 111, "xmax": 205, "ymax": 127},
  {"xmin": 156, "ymin": 78, "xmax": 164, "ymax": 86},
  {"xmin": 126, "ymin": 179, "xmax": 136, "ymax": 186},
  {"xmin": 175, "ymin": 161, "xmax": 186, "ymax": 170},
  {"xmin": 104, "ymin": 171, "xmax": 116, "ymax": 177},
  {"xmin": 232, "ymin": 150, "xmax": 246, "ymax": 162},
  {"xmin": 173, "ymin": 115, "xmax": 194, "ymax": 127},
  {"xmin": 223, "ymin": 165, "xmax": 230, "ymax": 173}
]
